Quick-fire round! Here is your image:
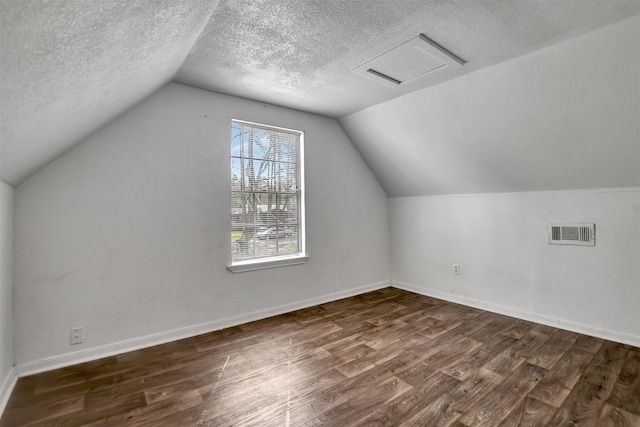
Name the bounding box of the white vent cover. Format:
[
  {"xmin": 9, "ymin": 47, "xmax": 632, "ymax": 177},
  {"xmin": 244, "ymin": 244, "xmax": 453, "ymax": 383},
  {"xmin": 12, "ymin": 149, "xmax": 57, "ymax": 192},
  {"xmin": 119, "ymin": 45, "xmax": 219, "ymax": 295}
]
[
  {"xmin": 548, "ymin": 223, "xmax": 595, "ymax": 246},
  {"xmin": 353, "ymin": 34, "xmax": 464, "ymax": 87}
]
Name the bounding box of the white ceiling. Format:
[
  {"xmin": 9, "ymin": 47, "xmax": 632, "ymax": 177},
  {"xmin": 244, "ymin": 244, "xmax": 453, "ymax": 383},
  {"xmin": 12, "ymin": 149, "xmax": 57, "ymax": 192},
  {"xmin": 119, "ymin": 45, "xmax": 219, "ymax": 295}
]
[
  {"xmin": 176, "ymin": 0, "xmax": 640, "ymax": 117},
  {"xmin": 2, "ymin": 0, "xmax": 640, "ymax": 186},
  {"xmin": 341, "ymin": 15, "xmax": 640, "ymax": 197},
  {"xmin": 0, "ymin": 0, "xmax": 219, "ymax": 185}
]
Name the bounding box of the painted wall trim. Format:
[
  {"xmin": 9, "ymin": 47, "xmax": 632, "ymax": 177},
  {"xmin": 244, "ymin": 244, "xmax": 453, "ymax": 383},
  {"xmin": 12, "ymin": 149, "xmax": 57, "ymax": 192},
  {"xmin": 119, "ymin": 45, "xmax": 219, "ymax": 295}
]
[
  {"xmin": 228, "ymin": 255, "xmax": 310, "ymax": 273},
  {"xmin": 14, "ymin": 281, "xmax": 390, "ymax": 377},
  {"xmin": 392, "ymin": 280, "xmax": 640, "ymax": 348},
  {"xmin": 389, "ymin": 186, "xmax": 640, "ymax": 201},
  {"xmin": 0, "ymin": 367, "xmax": 17, "ymax": 417}
]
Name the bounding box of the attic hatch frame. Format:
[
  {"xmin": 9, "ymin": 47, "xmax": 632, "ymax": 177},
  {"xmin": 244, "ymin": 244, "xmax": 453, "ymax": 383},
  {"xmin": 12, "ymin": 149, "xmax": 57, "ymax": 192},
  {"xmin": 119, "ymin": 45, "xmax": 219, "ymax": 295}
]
[{"xmin": 353, "ymin": 33, "xmax": 465, "ymax": 87}]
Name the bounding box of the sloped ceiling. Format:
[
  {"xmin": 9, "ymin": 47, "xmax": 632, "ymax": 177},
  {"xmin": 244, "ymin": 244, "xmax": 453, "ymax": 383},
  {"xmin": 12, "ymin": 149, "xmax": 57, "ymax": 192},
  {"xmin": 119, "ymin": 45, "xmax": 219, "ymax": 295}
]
[
  {"xmin": 176, "ymin": 0, "xmax": 640, "ymax": 118},
  {"xmin": 0, "ymin": 0, "xmax": 219, "ymax": 185},
  {"xmin": 1, "ymin": 0, "xmax": 640, "ymax": 188},
  {"xmin": 341, "ymin": 15, "xmax": 640, "ymax": 197}
]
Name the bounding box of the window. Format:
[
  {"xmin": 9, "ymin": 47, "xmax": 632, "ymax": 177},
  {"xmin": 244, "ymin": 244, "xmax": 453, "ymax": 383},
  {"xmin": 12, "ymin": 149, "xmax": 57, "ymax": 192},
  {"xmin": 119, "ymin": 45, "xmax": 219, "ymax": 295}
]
[{"xmin": 228, "ymin": 120, "xmax": 307, "ymax": 272}]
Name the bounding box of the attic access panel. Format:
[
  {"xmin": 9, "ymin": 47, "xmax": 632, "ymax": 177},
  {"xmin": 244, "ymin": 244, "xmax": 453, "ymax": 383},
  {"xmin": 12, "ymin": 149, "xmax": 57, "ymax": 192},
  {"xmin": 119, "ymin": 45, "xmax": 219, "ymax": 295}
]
[{"xmin": 353, "ymin": 34, "xmax": 464, "ymax": 87}]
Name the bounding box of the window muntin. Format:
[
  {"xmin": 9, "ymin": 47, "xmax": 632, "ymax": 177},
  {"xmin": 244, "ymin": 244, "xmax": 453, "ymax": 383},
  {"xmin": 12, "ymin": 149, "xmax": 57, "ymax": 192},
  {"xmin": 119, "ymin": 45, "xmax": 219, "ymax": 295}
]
[{"xmin": 231, "ymin": 120, "xmax": 304, "ymax": 264}]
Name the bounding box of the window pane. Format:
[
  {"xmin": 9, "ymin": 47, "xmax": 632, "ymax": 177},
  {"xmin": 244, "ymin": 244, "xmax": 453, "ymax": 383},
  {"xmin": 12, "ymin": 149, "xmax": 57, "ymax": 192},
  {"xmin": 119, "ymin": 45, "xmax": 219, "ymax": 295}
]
[
  {"xmin": 231, "ymin": 120, "xmax": 303, "ymax": 263},
  {"xmin": 231, "ymin": 158, "xmax": 245, "ymax": 191}
]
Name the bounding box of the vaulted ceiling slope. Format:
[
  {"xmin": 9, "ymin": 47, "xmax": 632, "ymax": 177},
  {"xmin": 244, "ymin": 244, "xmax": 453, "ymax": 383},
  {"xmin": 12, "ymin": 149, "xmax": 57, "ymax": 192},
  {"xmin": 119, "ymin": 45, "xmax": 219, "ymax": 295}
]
[
  {"xmin": 2, "ymin": 0, "xmax": 639, "ymax": 186},
  {"xmin": 341, "ymin": 15, "xmax": 640, "ymax": 197},
  {"xmin": 0, "ymin": 0, "xmax": 220, "ymax": 185}
]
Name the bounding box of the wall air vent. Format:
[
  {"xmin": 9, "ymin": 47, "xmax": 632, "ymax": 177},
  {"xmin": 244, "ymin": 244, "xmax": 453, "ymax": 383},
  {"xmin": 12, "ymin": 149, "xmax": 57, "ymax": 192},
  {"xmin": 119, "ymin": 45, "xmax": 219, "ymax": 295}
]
[
  {"xmin": 548, "ymin": 223, "xmax": 595, "ymax": 246},
  {"xmin": 353, "ymin": 34, "xmax": 464, "ymax": 87}
]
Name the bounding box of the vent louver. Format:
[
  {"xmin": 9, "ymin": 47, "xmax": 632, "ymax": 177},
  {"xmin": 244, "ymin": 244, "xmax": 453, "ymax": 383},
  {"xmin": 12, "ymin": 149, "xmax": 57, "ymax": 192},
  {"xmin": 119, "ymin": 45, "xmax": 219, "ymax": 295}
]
[{"xmin": 548, "ymin": 223, "xmax": 595, "ymax": 246}]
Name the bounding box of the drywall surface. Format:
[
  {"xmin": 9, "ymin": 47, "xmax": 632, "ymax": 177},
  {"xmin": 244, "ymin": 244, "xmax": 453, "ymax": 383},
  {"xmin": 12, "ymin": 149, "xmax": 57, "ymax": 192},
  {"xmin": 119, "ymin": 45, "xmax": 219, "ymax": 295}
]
[
  {"xmin": 390, "ymin": 189, "xmax": 640, "ymax": 345},
  {"xmin": 14, "ymin": 83, "xmax": 389, "ymax": 365},
  {"xmin": 177, "ymin": 0, "xmax": 640, "ymax": 118},
  {"xmin": 0, "ymin": 181, "xmax": 13, "ymax": 391},
  {"xmin": 0, "ymin": 0, "xmax": 218, "ymax": 185},
  {"xmin": 341, "ymin": 15, "xmax": 640, "ymax": 197}
]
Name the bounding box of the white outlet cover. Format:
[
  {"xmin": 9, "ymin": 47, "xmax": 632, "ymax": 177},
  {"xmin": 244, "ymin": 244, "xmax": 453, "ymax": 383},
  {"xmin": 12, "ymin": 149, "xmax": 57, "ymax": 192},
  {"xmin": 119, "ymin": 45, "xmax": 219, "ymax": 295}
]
[
  {"xmin": 71, "ymin": 327, "xmax": 83, "ymax": 345},
  {"xmin": 453, "ymin": 264, "xmax": 460, "ymax": 275}
]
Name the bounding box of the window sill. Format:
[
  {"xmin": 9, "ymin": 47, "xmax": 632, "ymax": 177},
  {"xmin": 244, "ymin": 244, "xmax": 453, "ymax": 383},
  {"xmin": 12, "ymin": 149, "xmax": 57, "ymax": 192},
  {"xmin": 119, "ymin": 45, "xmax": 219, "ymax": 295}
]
[{"xmin": 227, "ymin": 254, "xmax": 309, "ymax": 273}]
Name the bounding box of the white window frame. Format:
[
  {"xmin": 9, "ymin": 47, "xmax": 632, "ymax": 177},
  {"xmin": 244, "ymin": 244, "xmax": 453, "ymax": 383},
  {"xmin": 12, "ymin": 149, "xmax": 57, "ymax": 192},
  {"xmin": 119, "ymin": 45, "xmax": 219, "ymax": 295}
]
[{"xmin": 228, "ymin": 119, "xmax": 307, "ymax": 273}]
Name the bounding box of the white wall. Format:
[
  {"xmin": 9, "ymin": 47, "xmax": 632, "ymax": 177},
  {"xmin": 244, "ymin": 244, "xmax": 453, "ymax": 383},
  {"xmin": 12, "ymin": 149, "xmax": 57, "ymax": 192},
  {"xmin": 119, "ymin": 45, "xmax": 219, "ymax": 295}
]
[
  {"xmin": 391, "ymin": 188, "xmax": 640, "ymax": 346},
  {"xmin": 341, "ymin": 15, "xmax": 640, "ymax": 197},
  {"xmin": 13, "ymin": 83, "xmax": 390, "ymax": 368},
  {"xmin": 0, "ymin": 181, "xmax": 14, "ymax": 402}
]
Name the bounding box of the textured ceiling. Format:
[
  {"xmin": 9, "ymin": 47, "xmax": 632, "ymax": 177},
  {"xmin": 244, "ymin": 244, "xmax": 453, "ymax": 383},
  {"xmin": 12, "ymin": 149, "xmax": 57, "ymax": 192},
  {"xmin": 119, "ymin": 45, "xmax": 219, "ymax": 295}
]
[
  {"xmin": 0, "ymin": 0, "xmax": 218, "ymax": 185},
  {"xmin": 176, "ymin": 0, "xmax": 640, "ymax": 117},
  {"xmin": 2, "ymin": 0, "xmax": 640, "ymax": 185},
  {"xmin": 341, "ymin": 15, "xmax": 640, "ymax": 197}
]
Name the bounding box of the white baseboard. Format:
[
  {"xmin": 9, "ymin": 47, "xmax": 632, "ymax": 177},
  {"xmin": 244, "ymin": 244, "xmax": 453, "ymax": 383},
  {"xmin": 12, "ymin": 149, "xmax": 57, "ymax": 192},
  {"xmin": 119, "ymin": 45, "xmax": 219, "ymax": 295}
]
[
  {"xmin": 15, "ymin": 281, "xmax": 390, "ymax": 377},
  {"xmin": 0, "ymin": 367, "xmax": 17, "ymax": 416},
  {"xmin": 392, "ymin": 280, "xmax": 640, "ymax": 348}
]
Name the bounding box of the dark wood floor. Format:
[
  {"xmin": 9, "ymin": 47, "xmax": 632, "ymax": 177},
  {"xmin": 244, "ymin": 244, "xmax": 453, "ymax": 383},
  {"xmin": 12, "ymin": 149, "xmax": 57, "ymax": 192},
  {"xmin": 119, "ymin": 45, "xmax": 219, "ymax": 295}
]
[{"xmin": 2, "ymin": 287, "xmax": 639, "ymax": 426}]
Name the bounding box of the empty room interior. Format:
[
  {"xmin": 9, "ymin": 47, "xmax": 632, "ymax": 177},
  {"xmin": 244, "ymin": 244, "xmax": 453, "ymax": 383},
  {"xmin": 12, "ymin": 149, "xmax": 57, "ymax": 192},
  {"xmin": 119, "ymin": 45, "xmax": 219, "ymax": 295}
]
[{"xmin": 1, "ymin": 0, "xmax": 639, "ymax": 425}]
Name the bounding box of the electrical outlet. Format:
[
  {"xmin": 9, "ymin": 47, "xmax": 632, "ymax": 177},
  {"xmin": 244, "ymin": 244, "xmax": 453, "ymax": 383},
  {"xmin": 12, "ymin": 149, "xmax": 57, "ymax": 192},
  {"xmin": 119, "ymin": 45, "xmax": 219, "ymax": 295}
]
[
  {"xmin": 453, "ymin": 264, "xmax": 460, "ymax": 275},
  {"xmin": 70, "ymin": 327, "xmax": 83, "ymax": 345}
]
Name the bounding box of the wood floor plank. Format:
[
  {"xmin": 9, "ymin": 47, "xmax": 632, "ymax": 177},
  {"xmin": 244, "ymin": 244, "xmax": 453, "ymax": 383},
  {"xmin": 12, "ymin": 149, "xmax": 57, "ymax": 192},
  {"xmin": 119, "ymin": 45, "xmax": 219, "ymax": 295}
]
[
  {"xmin": 308, "ymin": 376, "xmax": 413, "ymax": 426},
  {"xmin": 497, "ymin": 396, "xmax": 557, "ymax": 427},
  {"xmin": 289, "ymin": 338, "xmax": 434, "ymax": 424},
  {"xmin": 500, "ymin": 319, "xmax": 534, "ymax": 340},
  {"xmin": 364, "ymin": 316, "xmax": 440, "ymax": 350},
  {"xmin": 323, "ymin": 319, "xmax": 406, "ymax": 354},
  {"xmin": 332, "ymin": 301, "xmax": 406, "ymax": 328},
  {"xmin": 330, "ymin": 343, "xmax": 377, "ymax": 377},
  {"xmin": 527, "ymin": 328, "xmax": 577, "ymax": 369},
  {"xmin": 353, "ymin": 372, "xmax": 460, "ymax": 427},
  {"xmin": 573, "ymin": 334, "xmax": 606, "ymax": 354},
  {"xmin": 606, "ymin": 349, "xmax": 640, "ymax": 415},
  {"xmin": 397, "ymin": 368, "xmax": 502, "ymax": 427},
  {"xmin": 465, "ymin": 315, "xmax": 515, "ymax": 343},
  {"xmin": 396, "ymin": 335, "xmax": 483, "ymax": 386},
  {"xmin": 28, "ymin": 393, "xmax": 146, "ymax": 427},
  {"xmin": 2, "ymin": 288, "xmax": 639, "ymax": 427},
  {"xmin": 445, "ymin": 367, "xmax": 505, "ymax": 415},
  {"xmin": 440, "ymin": 334, "xmax": 518, "ymax": 381},
  {"xmin": 546, "ymin": 341, "xmax": 630, "ymax": 426},
  {"xmin": 290, "ymin": 320, "xmax": 376, "ymax": 355},
  {"xmin": 484, "ymin": 329, "xmax": 551, "ymax": 376},
  {"xmin": 419, "ymin": 318, "xmax": 463, "ymax": 340},
  {"xmin": 199, "ymin": 369, "xmax": 292, "ymax": 426},
  {"xmin": 451, "ymin": 310, "xmax": 497, "ymax": 337},
  {"xmin": 597, "ymin": 403, "xmax": 640, "ymax": 426},
  {"xmin": 0, "ymin": 395, "xmax": 85, "ymax": 426},
  {"xmin": 90, "ymin": 389, "xmax": 203, "ymax": 427},
  {"xmin": 459, "ymin": 363, "xmax": 548, "ymax": 426},
  {"xmin": 528, "ymin": 347, "xmax": 596, "ymax": 408}
]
